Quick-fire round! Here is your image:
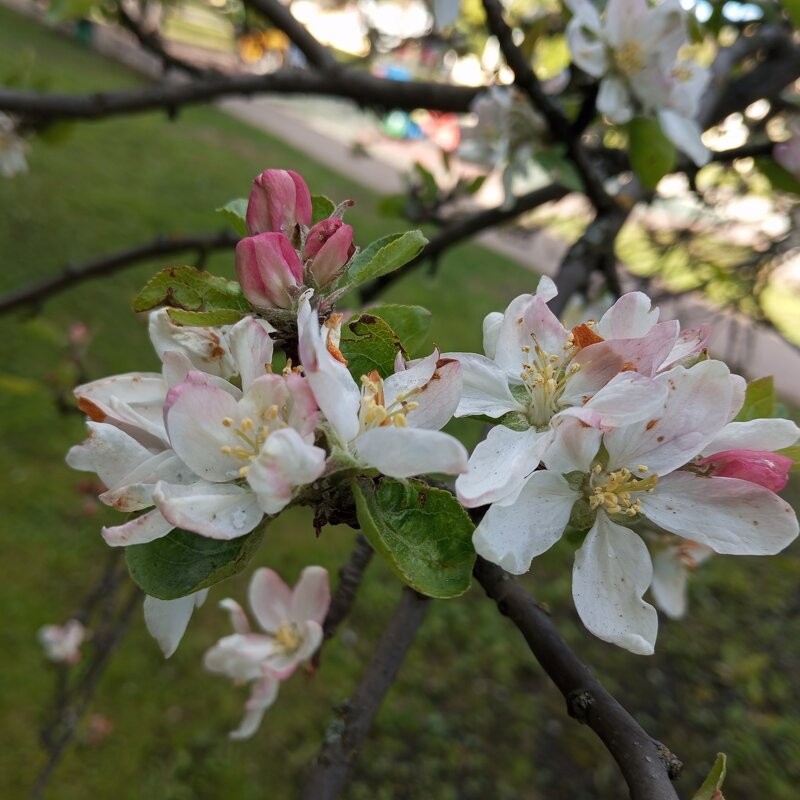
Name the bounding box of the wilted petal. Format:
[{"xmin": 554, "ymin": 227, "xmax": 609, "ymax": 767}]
[
  {"xmin": 573, "ymin": 514, "xmax": 658, "ymax": 655},
  {"xmin": 472, "ymin": 470, "xmax": 576, "ymax": 574}
]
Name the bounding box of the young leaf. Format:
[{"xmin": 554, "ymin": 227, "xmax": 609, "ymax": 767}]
[
  {"xmin": 691, "ymin": 753, "xmax": 727, "ymax": 800},
  {"xmin": 126, "ymin": 526, "xmax": 265, "ymax": 600},
  {"xmin": 216, "ymin": 198, "xmax": 248, "ymax": 237},
  {"xmin": 364, "ymin": 304, "xmax": 432, "ymax": 354},
  {"xmin": 166, "ymin": 308, "xmax": 245, "ymax": 326},
  {"xmin": 628, "ymin": 117, "xmax": 677, "ymax": 189},
  {"xmin": 343, "ymin": 230, "xmax": 427, "ymax": 290},
  {"xmin": 352, "ymin": 477, "xmax": 476, "ymax": 599},
  {"xmin": 734, "ymin": 377, "xmax": 776, "ymax": 422},
  {"xmin": 339, "ymin": 313, "xmax": 406, "ymax": 380},
  {"xmin": 133, "ymin": 266, "xmax": 250, "ymax": 314},
  {"xmin": 311, "ymin": 194, "xmax": 336, "ymax": 224}
]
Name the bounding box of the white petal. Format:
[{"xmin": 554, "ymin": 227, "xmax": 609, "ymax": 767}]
[
  {"xmin": 573, "ymin": 514, "xmax": 658, "ymax": 655},
  {"xmin": 446, "ymin": 352, "xmax": 523, "ymax": 418},
  {"xmin": 102, "ymin": 508, "xmax": 174, "ymax": 547},
  {"xmin": 658, "ymin": 326, "xmax": 709, "ymax": 371},
  {"xmin": 404, "ymin": 359, "xmax": 463, "ymax": 430},
  {"xmin": 545, "ymin": 416, "xmax": 603, "ymax": 474},
  {"xmin": 572, "ymin": 372, "xmax": 669, "ymax": 428},
  {"xmin": 219, "ymin": 598, "xmax": 252, "ymax": 634},
  {"xmin": 98, "ymin": 452, "xmax": 195, "ymax": 512},
  {"xmin": 597, "ymin": 76, "xmax": 634, "ymax": 124},
  {"xmin": 594, "ymin": 292, "xmax": 659, "ymax": 339},
  {"xmin": 229, "ymin": 676, "xmax": 280, "ymax": 740},
  {"xmin": 482, "ymin": 312, "xmax": 504, "ymax": 359},
  {"xmin": 702, "ymin": 418, "xmax": 800, "ymax": 456},
  {"xmin": 227, "ymin": 316, "xmax": 276, "ymax": 391},
  {"xmin": 354, "ymin": 427, "xmax": 468, "ymax": 478},
  {"xmin": 727, "ymin": 374, "xmax": 746, "ymax": 422},
  {"xmin": 143, "ymin": 589, "xmax": 208, "ymax": 658},
  {"xmin": 249, "ymin": 568, "xmax": 292, "ymax": 634},
  {"xmin": 649, "ymin": 548, "xmax": 689, "ymax": 620},
  {"xmin": 154, "ymin": 481, "xmax": 264, "ymax": 539},
  {"xmin": 657, "ymin": 109, "xmax": 710, "ymax": 166},
  {"xmin": 640, "ymin": 473, "xmax": 799, "ymax": 555},
  {"xmin": 290, "ymin": 567, "xmax": 330, "ymax": 626},
  {"xmin": 456, "ymin": 425, "xmax": 551, "ymax": 507},
  {"xmin": 472, "ymin": 471, "xmax": 577, "ymax": 574}
]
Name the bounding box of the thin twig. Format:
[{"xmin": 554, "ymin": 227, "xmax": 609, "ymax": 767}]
[
  {"xmin": 0, "ymin": 230, "xmax": 238, "ymax": 315},
  {"xmin": 300, "ymin": 588, "xmax": 430, "ymax": 800},
  {"xmin": 473, "ymin": 557, "xmax": 681, "ymax": 800}
]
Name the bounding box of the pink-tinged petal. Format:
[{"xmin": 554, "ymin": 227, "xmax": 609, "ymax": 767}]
[
  {"xmin": 384, "ymin": 348, "xmax": 439, "ymax": 403},
  {"xmin": 290, "ymin": 567, "xmax": 330, "ymax": 626},
  {"xmin": 696, "ymin": 449, "xmax": 793, "ymax": 492},
  {"xmin": 303, "ymin": 219, "xmax": 354, "ymax": 286},
  {"xmin": 66, "ymin": 421, "xmax": 157, "ymax": 490},
  {"xmin": 246, "ymin": 168, "xmax": 311, "ymax": 236},
  {"xmin": 640, "ymin": 472, "xmax": 799, "ymax": 555},
  {"xmin": 605, "ymin": 0, "xmax": 649, "ymax": 47},
  {"xmin": 249, "ymin": 568, "xmax": 292, "ymax": 634},
  {"xmin": 535, "ymin": 275, "xmax": 558, "ymax": 302},
  {"xmin": 102, "ymin": 508, "xmax": 173, "ymax": 547},
  {"xmin": 473, "ymin": 471, "xmax": 576, "ymax": 574},
  {"xmin": 594, "ymin": 292, "xmax": 659, "ymax": 340},
  {"xmin": 229, "ymin": 676, "xmax": 280, "ymax": 740},
  {"xmin": 153, "ymin": 481, "xmax": 263, "ymax": 539},
  {"xmin": 297, "ymin": 292, "xmax": 360, "ymax": 443},
  {"xmin": 658, "ymin": 325, "xmax": 709, "ymax": 371},
  {"xmin": 204, "ymin": 633, "xmax": 275, "ymax": 681},
  {"xmin": 143, "ymin": 590, "xmax": 208, "ymax": 658},
  {"xmin": 227, "ymin": 316, "xmax": 276, "ymax": 391},
  {"xmin": 292, "ymin": 620, "xmax": 324, "ymax": 663},
  {"xmin": 284, "ymin": 373, "xmax": 320, "ymax": 440},
  {"xmin": 394, "ymin": 358, "xmax": 462, "ymax": 431},
  {"xmin": 573, "ymin": 514, "xmax": 658, "ymax": 656},
  {"xmin": 354, "ymin": 426, "xmax": 468, "ymax": 478},
  {"xmin": 702, "ymin": 418, "xmax": 800, "ymax": 455},
  {"xmin": 38, "ymin": 620, "xmax": 86, "ymax": 665},
  {"xmin": 219, "ymin": 598, "xmax": 252, "ymax": 634},
  {"xmin": 247, "ymin": 428, "xmax": 326, "ymax": 515},
  {"xmin": 457, "ymin": 425, "xmax": 551, "ymax": 508},
  {"xmin": 544, "ymin": 416, "xmax": 603, "ymax": 474},
  {"xmin": 236, "ymin": 232, "xmax": 304, "ymax": 310},
  {"xmin": 446, "ymin": 352, "xmax": 523, "ymax": 418},
  {"xmin": 288, "ymin": 170, "xmax": 313, "ymax": 226},
  {"xmin": 604, "ymin": 361, "xmax": 733, "ymax": 476}
]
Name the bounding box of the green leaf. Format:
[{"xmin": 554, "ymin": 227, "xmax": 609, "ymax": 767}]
[
  {"xmin": 776, "ymin": 445, "xmax": 800, "ymax": 472},
  {"xmin": 216, "ymin": 198, "xmax": 248, "ymax": 237},
  {"xmin": 691, "ymin": 753, "xmax": 727, "ymax": 800},
  {"xmin": 343, "ymin": 230, "xmax": 427, "ymax": 290},
  {"xmin": 756, "ymin": 158, "xmax": 800, "ymax": 196},
  {"xmin": 133, "ymin": 266, "xmax": 250, "ymax": 314},
  {"xmin": 339, "ymin": 313, "xmax": 406, "ymax": 380},
  {"xmin": 126, "ymin": 526, "xmax": 266, "ymax": 600},
  {"xmin": 364, "ymin": 304, "xmax": 432, "ymax": 354},
  {"xmin": 311, "ymin": 194, "xmax": 336, "ymax": 225},
  {"xmin": 628, "ymin": 117, "xmax": 677, "ymax": 190},
  {"xmin": 534, "ymin": 148, "xmax": 584, "ymax": 193},
  {"xmin": 735, "ymin": 377, "xmax": 776, "ymax": 422},
  {"xmin": 352, "ymin": 477, "xmax": 476, "ymax": 599},
  {"xmin": 46, "ymin": 0, "xmax": 97, "ymax": 22},
  {"xmin": 166, "ymin": 308, "xmax": 245, "ymax": 326}
]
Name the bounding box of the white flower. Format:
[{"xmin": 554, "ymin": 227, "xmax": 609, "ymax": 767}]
[
  {"xmin": 565, "ymin": 0, "xmax": 710, "ymax": 165},
  {"xmin": 451, "ymin": 278, "xmax": 705, "ymax": 509},
  {"xmin": 38, "ymin": 619, "xmax": 86, "ymax": 665},
  {"xmin": 143, "ymin": 590, "xmax": 209, "ymax": 658},
  {"xmin": 473, "ymin": 360, "xmax": 799, "ymax": 654},
  {"xmin": 0, "ymin": 113, "xmax": 27, "ymax": 178},
  {"xmin": 204, "ymin": 566, "xmax": 330, "ymax": 739},
  {"xmin": 297, "ymin": 292, "xmax": 469, "ymax": 478}
]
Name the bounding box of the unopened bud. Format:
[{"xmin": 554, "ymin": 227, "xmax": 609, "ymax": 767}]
[
  {"xmin": 235, "ymin": 232, "xmax": 304, "ymax": 310},
  {"xmin": 245, "ymin": 168, "xmax": 312, "ymax": 239},
  {"xmin": 697, "ymin": 448, "xmax": 793, "ymax": 493},
  {"xmin": 302, "ymin": 218, "xmax": 355, "ymax": 286}
]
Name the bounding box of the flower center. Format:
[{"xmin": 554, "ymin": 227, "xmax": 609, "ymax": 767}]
[
  {"xmin": 359, "ymin": 370, "xmax": 419, "ymax": 432},
  {"xmin": 588, "ymin": 464, "xmax": 658, "ymax": 517},
  {"xmin": 518, "ymin": 336, "xmax": 581, "ymax": 428},
  {"xmin": 275, "ymin": 621, "xmax": 302, "ymax": 653},
  {"xmin": 219, "ymin": 406, "xmax": 284, "ymax": 477},
  {"xmin": 613, "ymin": 42, "xmax": 645, "ymax": 76}
]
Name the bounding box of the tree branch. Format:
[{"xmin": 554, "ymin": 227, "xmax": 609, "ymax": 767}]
[
  {"xmin": 301, "ymin": 588, "xmax": 429, "ymax": 800},
  {"xmin": 481, "ymin": 0, "xmax": 613, "ymax": 211},
  {"xmin": 473, "ymin": 557, "xmax": 681, "ymax": 800},
  {"xmin": 0, "ymin": 230, "xmax": 238, "ymax": 315}
]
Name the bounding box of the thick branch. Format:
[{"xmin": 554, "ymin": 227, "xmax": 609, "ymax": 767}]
[
  {"xmin": 474, "ymin": 558, "xmax": 681, "ymax": 800},
  {"xmin": 0, "ymin": 70, "xmax": 480, "ymax": 124},
  {"xmin": 0, "ymin": 231, "xmax": 238, "ymax": 315},
  {"xmin": 360, "ymin": 182, "xmax": 571, "ymax": 303},
  {"xmin": 301, "ymin": 588, "xmax": 429, "ymax": 800},
  {"xmin": 481, "ymin": 0, "xmax": 613, "ymax": 211}
]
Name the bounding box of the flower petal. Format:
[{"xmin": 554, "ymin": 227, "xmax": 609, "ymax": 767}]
[
  {"xmin": 657, "ymin": 108, "xmax": 710, "ymax": 166},
  {"xmin": 227, "ymin": 316, "xmax": 276, "ymax": 391},
  {"xmin": 594, "ymin": 292, "xmax": 659, "ymax": 339},
  {"xmin": 249, "ymin": 568, "xmax": 293, "ymax": 634},
  {"xmin": 102, "ymin": 508, "xmax": 174, "ymax": 547},
  {"xmin": 219, "ymin": 598, "xmax": 252, "ymax": 634},
  {"xmin": 290, "ymin": 566, "xmax": 331, "ymax": 626},
  {"xmin": 573, "ymin": 514, "xmax": 658, "ymax": 655},
  {"xmin": 702, "ymin": 418, "xmax": 800, "ymax": 455},
  {"xmin": 229, "ymin": 676, "xmax": 280, "ymax": 740},
  {"xmin": 144, "ymin": 589, "xmax": 208, "ymax": 658},
  {"xmin": 472, "ymin": 471, "xmax": 577, "ymax": 574},
  {"xmin": 597, "ymin": 76, "xmax": 634, "ymax": 124},
  {"xmin": 447, "ymin": 352, "xmax": 523, "ymax": 418}
]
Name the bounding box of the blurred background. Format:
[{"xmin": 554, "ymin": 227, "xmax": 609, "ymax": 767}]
[{"xmin": 1, "ymin": 1, "xmax": 800, "ymax": 798}]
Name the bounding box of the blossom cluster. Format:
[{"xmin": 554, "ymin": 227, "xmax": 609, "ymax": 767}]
[{"xmin": 65, "ymin": 166, "xmax": 798, "ymax": 741}]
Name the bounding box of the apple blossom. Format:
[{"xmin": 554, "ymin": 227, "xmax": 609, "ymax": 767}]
[
  {"xmin": 473, "ymin": 360, "xmax": 799, "ymax": 654},
  {"xmin": 245, "ymin": 168, "xmax": 312, "ymax": 239},
  {"xmin": 236, "ymin": 231, "xmax": 304, "ymax": 310},
  {"xmin": 302, "ymin": 217, "xmax": 355, "ymax": 286},
  {"xmin": 204, "ymin": 566, "xmax": 330, "ymax": 739},
  {"xmin": 38, "ymin": 619, "xmax": 86, "ymax": 665},
  {"xmin": 450, "ymin": 277, "xmax": 706, "ymax": 509},
  {"xmin": 297, "ymin": 292, "xmax": 469, "ymax": 478},
  {"xmin": 565, "ymin": 0, "xmax": 710, "ymax": 165}
]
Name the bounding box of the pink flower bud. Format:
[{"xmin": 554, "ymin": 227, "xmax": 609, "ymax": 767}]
[
  {"xmin": 697, "ymin": 449, "xmax": 793, "ymax": 493},
  {"xmin": 245, "ymin": 169, "xmax": 312, "ymax": 238},
  {"xmin": 302, "ymin": 218, "xmax": 355, "ymax": 286},
  {"xmin": 236, "ymin": 232, "xmax": 304, "ymax": 309}
]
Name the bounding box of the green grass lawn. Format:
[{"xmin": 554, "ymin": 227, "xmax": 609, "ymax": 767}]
[{"xmin": 2, "ymin": 7, "xmax": 800, "ymax": 799}]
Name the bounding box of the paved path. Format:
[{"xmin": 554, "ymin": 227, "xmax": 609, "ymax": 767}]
[{"xmin": 6, "ymin": 0, "xmax": 800, "ymax": 402}]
